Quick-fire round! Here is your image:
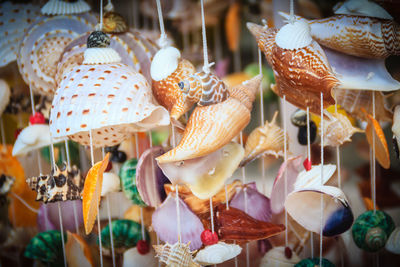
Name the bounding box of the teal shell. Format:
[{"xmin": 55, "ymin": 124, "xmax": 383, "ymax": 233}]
[
  {"xmin": 295, "ymin": 258, "xmax": 335, "ymax": 267},
  {"xmin": 100, "ymin": 219, "xmax": 149, "ymax": 250},
  {"xmin": 119, "ymin": 158, "xmax": 146, "ymax": 206},
  {"xmin": 352, "ymin": 210, "xmax": 395, "ymax": 252},
  {"xmin": 24, "ymin": 230, "xmax": 67, "ymax": 267}
]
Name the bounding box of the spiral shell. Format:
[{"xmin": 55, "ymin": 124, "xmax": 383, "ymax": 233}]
[
  {"xmin": 153, "ymin": 242, "xmax": 200, "ymax": 267},
  {"xmin": 194, "ymin": 242, "xmax": 242, "ymax": 265},
  {"xmin": 103, "ymin": 11, "xmax": 128, "ymax": 34},
  {"xmin": 41, "ymin": 0, "xmax": 91, "ymax": 15}
]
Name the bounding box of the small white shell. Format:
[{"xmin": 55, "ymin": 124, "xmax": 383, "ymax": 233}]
[
  {"xmin": 275, "ymin": 20, "xmax": 312, "ymax": 50},
  {"xmin": 385, "ymin": 227, "xmax": 400, "ymax": 255},
  {"xmin": 334, "ymin": 0, "xmax": 393, "ymax": 20},
  {"xmin": 294, "ymin": 164, "xmax": 337, "ymax": 190},
  {"xmin": 101, "ymin": 173, "xmax": 121, "ymax": 197},
  {"xmin": 41, "ymin": 0, "xmax": 91, "ymax": 15},
  {"xmin": 0, "ymin": 79, "xmax": 10, "ymax": 116},
  {"xmin": 259, "ymin": 246, "xmax": 301, "ymax": 267},
  {"xmin": 83, "ymin": 47, "xmax": 122, "ymax": 65},
  {"xmin": 194, "ymin": 242, "xmax": 242, "ymax": 265},
  {"xmin": 151, "ymin": 46, "xmax": 181, "ymax": 81}
]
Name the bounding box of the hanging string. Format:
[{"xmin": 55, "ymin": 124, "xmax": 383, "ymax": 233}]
[
  {"xmin": 155, "ymin": 0, "xmax": 168, "ymax": 48},
  {"xmin": 283, "ymin": 96, "xmax": 289, "ymax": 247},
  {"xmin": 372, "ymin": 92, "xmax": 376, "ymax": 213},
  {"xmin": 239, "ymin": 132, "xmax": 249, "ymax": 267},
  {"xmin": 134, "ymin": 133, "xmax": 146, "ymax": 241},
  {"xmin": 10, "ymin": 192, "xmax": 38, "ymax": 213},
  {"xmin": 104, "ymin": 0, "xmax": 113, "ymax": 11},
  {"xmin": 99, "ymin": 0, "xmax": 104, "ymax": 30},
  {"xmin": 306, "ymin": 106, "xmax": 314, "ymax": 257},
  {"xmin": 209, "ymin": 198, "xmax": 214, "ymax": 233},
  {"xmin": 200, "ymin": 0, "xmax": 212, "ymax": 73},
  {"xmin": 320, "ymin": 93, "xmax": 324, "ymax": 267},
  {"xmin": 289, "ymin": 0, "xmax": 295, "ymax": 24},
  {"xmin": 258, "ymin": 49, "xmax": 267, "ymax": 194}
]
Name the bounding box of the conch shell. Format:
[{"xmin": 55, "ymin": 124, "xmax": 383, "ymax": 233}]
[
  {"xmin": 240, "ymin": 111, "xmax": 286, "ymax": 166},
  {"xmin": 157, "ymin": 75, "xmax": 261, "ymax": 163},
  {"xmin": 247, "ymin": 21, "xmax": 338, "ymax": 114},
  {"xmin": 153, "ymin": 242, "xmax": 200, "ymax": 267},
  {"xmin": 194, "ymin": 242, "xmax": 242, "ymax": 265}
]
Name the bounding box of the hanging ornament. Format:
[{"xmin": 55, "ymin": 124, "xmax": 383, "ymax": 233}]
[
  {"xmin": 295, "ymin": 257, "xmax": 335, "ymax": 267},
  {"xmin": 41, "ymin": 0, "xmax": 91, "ymax": 16},
  {"xmin": 225, "ymin": 2, "xmax": 241, "ymax": 52},
  {"xmin": 65, "ymin": 231, "xmax": 94, "ymax": 267},
  {"xmin": 100, "ymin": 172, "xmax": 120, "ymax": 197},
  {"xmin": 37, "ymin": 201, "xmax": 83, "ymax": 232},
  {"xmin": 153, "ymin": 242, "xmax": 200, "ymax": 267},
  {"xmin": 119, "ymin": 158, "xmax": 146, "ymax": 206},
  {"xmin": 194, "ymin": 241, "xmax": 242, "ymax": 265},
  {"xmin": 385, "ymin": 227, "xmax": 400, "ymax": 255},
  {"xmin": 334, "ymin": 0, "xmax": 393, "ymax": 19},
  {"xmin": 102, "ymin": 3, "xmax": 128, "ymax": 34},
  {"xmin": 259, "ymin": 246, "xmax": 301, "ymax": 267},
  {"xmin": 291, "ymin": 109, "xmax": 307, "ymax": 127},
  {"xmin": 297, "ymin": 121, "xmax": 317, "ymax": 146},
  {"xmin": 123, "ymin": 246, "xmax": 158, "ymax": 267}
]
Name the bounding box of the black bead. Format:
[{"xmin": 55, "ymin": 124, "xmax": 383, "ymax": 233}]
[
  {"xmin": 297, "ymin": 121, "xmax": 317, "ymax": 145},
  {"xmin": 111, "ymin": 151, "xmax": 127, "ymax": 163},
  {"xmin": 87, "ymin": 31, "xmax": 110, "ymax": 48}
]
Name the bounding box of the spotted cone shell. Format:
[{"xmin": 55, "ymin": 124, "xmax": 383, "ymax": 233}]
[
  {"xmin": 17, "ymin": 14, "xmax": 97, "ymax": 96},
  {"xmin": 50, "ymin": 63, "xmax": 170, "ymax": 147}
]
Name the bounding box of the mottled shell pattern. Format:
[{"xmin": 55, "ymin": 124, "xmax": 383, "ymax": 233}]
[
  {"xmin": 179, "ymin": 71, "xmax": 230, "ymax": 106},
  {"xmin": 26, "ymin": 164, "xmax": 83, "ymax": 203},
  {"xmin": 153, "ymin": 242, "xmax": 200, "ymax": 267},
  {"xmin": 240, "ymin": 111, "xmax": 286, "ymax": 167},
  {"xmin": 0, "ymin": 2, "xmax": 41, "ymax": 67},
  {"xmin": 41, "ymin": 0, "xmax": 91, "ymax": 15},
  {"xmin": 321, "ymin": 111, "xmax": 363, "ymax": 147}
]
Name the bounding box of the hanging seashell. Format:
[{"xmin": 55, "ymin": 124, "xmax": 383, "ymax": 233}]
[
  {"xmin": 215, "ymin": 204, "xmax": 285, "ymax": 242},
  {"xmin": 240, "ymin": 111, "xmax": 286, "ymax": 166},
  {"xmin": 123, "ymin": 247, "xmax": 158, "ymax": 267},
  {"xmin": 65, "ymin": 231, "xmax": 94, "ymax": 267},
  {"xmin": 0, "ymin": 174, "xmax": 14, "ymax": 196},
  {"xmin": 334, "ymin": 0, "xmax": 393, "ymax": 19},
  {"xmin": 295, "ymin": 257, "xmax": 335, "ymax": 267},
  {"xmin": 179, "ymin": 71, "xmax": 230, "ymax": 106},
  {"xmin": 38, "ymin": 200, "xmax": 83, "ymax": 232},
  {"xmin": 0, "ymin": 80, "xmax": 10, "ymax": 117},
  {"xmin": 0, "ymin": 2, "xmax": 41, "ymax": 67},
  {"xmin": 291, "ymin": 109, "xmax": 307, "ymax": 127},
  {"xmin": 26, "ymin": 164, "xmax": 83, "ymax": 203},
  {"xmin": 225, "ymin": 2, "xmax": 241, "ymax": 52},
  {"xmin": 247, "ymin": 21, "xmax": 338, "ymax": 114},
  {"xmin": 153, "ymin": 242, "xmax": 200, "ymax": 267},
  {"xmin": 385, "ymin": 227, "xmax": 400, "ymax": 255},
  {"xmin": 163, "ymin": 180, "xmax": 241, "ymax": 218},
  {"xmin": 259, "ymin": 246, "xmax": 301, "ymax": 267},
  {"xmin": 294, "ymin": 164, "xmax": 337, "ymax": 190},
  {"xmin": 101, "ymin": 172, "xmax": 120, "ymax": 196},
  {"xmin": 352, "ymin": 210, "xmax": 395, "ymax": 252},
  {"xmin": 119, "ymin": 158, "xmax": 146, "ymax": 206},
  {"xmin": 17, "ymin": 14, "xmax": 97, "ymax": 95},
  {"xmin": 194, "ymin": 242, "xmax": 242, "ymax": 265},
  {"xmin": 321, "ymin": 111, "xmax": 363, "ymax": 147},
  {"xmin": 123, "ymin": 205, "xmax": 153, "ymax": 228},
  {"xmin": 157, "ymin": 75, "xmax": 261, "ymax": 163},
  {"xmin": 151, "ymin": 47, "xmax": 196, "ymax": 120},
  {"xmin": 41, "ymin": 0, "xmax": 91, "ymax": 15},
  {"xmin": 103, "ymin": 11, "xmax": 128, "ymax": 34},
  {"xmin": 152, "ymin": 194, "xmax": 204, "ymax": 250},
  {"xmin": 392, "ymin": 105, "xmax": 400, "ymax": 159},
  {"xmin": 285, "ymin": 185, "xmax": 354, "ymax": 236},
  {"xmin": 279, "ymin": 12, "xmax": 400, "ymax": 59}
]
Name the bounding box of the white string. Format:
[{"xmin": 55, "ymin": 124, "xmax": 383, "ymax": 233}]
[
  {"xmin": 283, "ymin": 96, "xmax": 288, "ymax": 247},
  {"xmin": 99, "ymin": 0, "xmax": 104, "ymax": 30},
  {"xmin": 64, "ymin": 140, "xmax": 79, "ymax": 234},
  {"xmin": 239, "ymin": 132, "xmax": 249, "ymax": 267},
  {"xmin": 289, "ymin": 0, "xmax": 295, "ymax": 24},
  {"xmin": 57, "ymin": 202, "xmax": 67, "ymax": 267},
  {"xmin": 155, "ymin": 0, "xmax": 168, "ymax": 48},
  {"xmin": 320, "ymin": 93, "xmax": 324, "ymax": 266},
  {"xmin": 210, "ymin": 197, "xmax": 214, "ymax": 233},
  {"xmin": 372, "ymin": 92, "xmax": 376, "ymax": 213},
  {"xmin": 10, "ymin": 192, "xmax": 39, "ymax": 213},
  {"xmin": 175, "ymin": 186, "xmax": 182, "ymax": 243},
  {"xmin": 133, "ymin": 133, "xmax": 146, "ymax": 241},
  {"xmin": 29, "ymin": 87, "xmax": 35, "ymax": 115},
  {"xmin": 200, "ymin": 0, "xmax": 211, "ymax": 73},
  {"xmin": 307, "ymin": 106, "xmax": 314, "ymax": 257}
]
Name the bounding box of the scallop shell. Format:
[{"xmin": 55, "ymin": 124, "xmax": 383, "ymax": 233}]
[
  {"xmin": 0, "ymin": 2, "xmax": 41, "ymax": 67},
  {"xmin": 17, "ymin": 14, "xmax": 96, "ymax": 96},
  {"xmin": 100, "ymin": 172, "xmax": 120, "ymax": 197},
  {"xmin": 385, "ymin": 227, "xmax": 400, "ymax": 254},
  {"xmin": 50, "ymin": 63, "xmax": 170, "ymax": 147},
  {"xmin": 119, "ymin": 158, "xmax": 146, "ymax": 206},
  {"xmin": 321, "ymin": 111, "xmax": 363, "ymax": 147},
  {"xmin": 194, "ymin": 242, "xmax": 241, "ymax": 265},
  {"xmin": 334, "ymin": 0, "xmax": 393, "ymax": 20},
  {"xmin": 279, "ymin": 12, "xmax": 400, "ymax": 59},
  {"xmin": 0, "ymin": 79, "xmax": 10, "ymax": 116},
  {"xmin": 156, "ymin": 75, "xmax": 260, "ymax": 163},
  {"xmin": 247, "ymin": 22, "xmax": 338, "ymax": 114},
  {"xmin": 259, "ymin": 246, "xmax": 301, "ymax": 267},
  {"xmin": 240, "ymin": 111, "xmax": 286, "ymax": 167},
  {"xmin": 41, "ymin": 0, "xmax": 91, "ymax": 15},
  {"xmin": 392, "ymin": 106, "xmax": 400, "ymax": 159},
  {"xmin": 153, "ymin": 242, "xmax": 200, "ymax": 267},
  {"xmin": 294, "ymin": 164, "xmax": 337, "ymax": 190}
]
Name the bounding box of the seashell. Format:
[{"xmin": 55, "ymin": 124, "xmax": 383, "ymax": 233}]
[
  {"xmin": 41, "ymin": 0, "xmax": 91, "ymax": 15},
  {"xmin": 101, "ymin": 172, "xmax": 120, "ymax": 196},
  {"xmin": 100, "ymin": 219, "xmax": 149, "ymax": 253},
  {"xmin": 294, "ymin": 164, "xmax": 337, "ymax": 190},
  {"xmin": 279, "ymin": 12, "xmax": 400, "ymax": 59},
  {"xmin": 352, "ymin": 210, "xmax": 395, "ymax": 252},
  {"xmin": 164, "ymin": 180, "xmax": 241, "ymax": 218},
  {"xmin": 123, "ymin": 205, "xmax": 154, "ymax": 228},
  {"xmin": 179, "ymin": 71, "xmax": 230, "ymax": 106},
  {"xmin": 86, "ymin": 30, "xmax": 111, "ymax": 48},
  {"xmin": 392, "ymin": 105, "xmax": 400, "ymax": 159},
  {"xmin": 335, "ymin": 89, "xmax": 392, "ymax": 122},
  {"xmin": 334, "ymin": 0, "xmax": 393, "ymax": 20},
  {"xmin": 285, "ymin": 185, "xmax": 354, "ymax": 236},
  {"xmin": 364, "ymin": 111, "xmax": 390, "ymax": 169},
  {"xmin": 385, "ymin": 227, "xmax": 400, "ymax": 254},
  {"xmin": 240, "ymin": 111, "xmax": 286, "ymax": 167},
  {"xmin": 152, "ymin": 194, "xmax": 204, "ymax": 250},
  {"xmin": 247, "ymin": 22, "xmax": 338, "ymax": 114},
  {"xmin": 194, "ymin": 241, "xmax": 242, "ymax": 265},
  {"xmin": 17, "ymin": 14, "xmax": 97, "ymax": 95},
  {"xmin": 153, "ymin": 242, "xmax": 200, "ymax": 267},
  {"xmin": 103, "ymin": 11, "xmax": 128, "ymax": 34},
  {"xmin": 298, "ymin": 121, "xmax": 317, "ymax": 145},
  {"xmin": 215, "ymin": 204, "xmax": 285, "ymax": 242},
  {"xmin": 271, "ymin": 156, "xmax": 303, "ymax": 214},
  {"xmin": 0, "ymin": 174, "xmax": 14, "ymax": 195},
  {"xmin": 136, "ymin": 146, "xmax": 169, "ymax": 207},
  {"xmin": 0, "ymin": 80, "xmax": 10, "ymax": 116},
  {"xmin": 123, "ymin": 247, "xmax": 158, "ymax": 267},
  {"xmin": 225, "ymin": 2, "xmax": 241, "ymax": 52},
  {"xmin": 50, "ymin": 61, "xmax": 170, "ymax": 147},
  {"xmin": 151, "ymin": 47, "xmax": 196, "ymax": 120},
  {"xmin": 38, "ymin": 200, "xmax": 83, "ymax": 232},
  {"xmin": 157, "ymin": 75, "xmax": 261, "ymax": 163},
  {"xmin": 83, "ymin": 32, "xmax": 121, "ymax": 64},
  {"xmin": 0, "ymin": 2, "xmax": 41, "ymax": 67},
  {"xmin": 295, "ymin": 257, "xmax": 335, "ymax": 267},
  {"xmin": 66, "ymin": 231, "xmax": 94, "ymax": 267},
  {"xmin": 158, "ymin": 142, "xmax": 243, "ymax": 199},
  {"xmin": 26, "ymin": 164, "xmax": 83, "ymax": 203},
  {"xmin": 24, "ymin": 230, "xmax": 66, "ymax": 266},
  {"xmin": 119, "ymin": 158, "xmax": 146, "ymax": 206},
  {"xmin": 259, "ymin": 246, "xmax": 301, "ymax": 267},
  {"xmin": 321, "ymin": 111, "xmax": 363, "ymax": 147},
  {"xmin": 291, "ymin": 109, "xmax": 307, "ymax": 127}
]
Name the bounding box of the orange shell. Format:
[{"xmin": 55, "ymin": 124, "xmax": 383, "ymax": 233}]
[
  {"xmin": 66, "ymin": 231, "xmax": 95, "ymax": 267},
  {"xmin": 363, "ymin": 197, "xmax": 379, "ymax": 211},
  {"xmin": 225, "ymin": 2, "xmax": 241, "ymax": 52},
  {"xmin": 82, "ymin": 153, "xmax": 110, "ymax": 234}
]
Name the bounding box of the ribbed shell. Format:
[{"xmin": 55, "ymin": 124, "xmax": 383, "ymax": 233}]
[
  {"xmin": 0, "ymin": 2, "xmax": 41, "ymax": 67},
  {"xmin": 365, "ymin": 112, "xmax": 390, "ymax": 169},
  {"xmin": 50, "ymin": 63, "xmax": 169, "ymax": 147},
  {"xmin": 154, "ymin": 242, "xmax": 200, "ymax": 267},
  {"xmin": 41, "ymin": 0, "xmax": 91, "ymax": 15},
  {"xmin": 17, "ymin": 14, "xmax": 96, "ymax": 96},
  {"xmin": 103, "ymin": 11, "xmax": 128, "ymax": 34},
  {"xmin": 194, "ymin": 242, "xmax": 242, "ymax": 265},
  {"xmin": 321, "ymin": 112, "xmax": 363, "ymax": 147}
]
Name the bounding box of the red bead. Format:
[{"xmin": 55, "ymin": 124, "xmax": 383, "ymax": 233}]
[
  {"xmin": 136, "ymin": 240, "xmax": 150, "ymax": 255},
  {"xmin": 303, "ymin": 158, "xmax": 312, "ymax": 171},
  {"xmin": 14, "ymin": 128, "xmax": 22, "ymax": 139},
  {"xmin": 105, "ymin": 161, "xmax": 113, "ymax": 172},
  {"xmin": 200, "ymin": 229, "xmax": 219, "ymax": 246},
  {"xmin": 284, "ymin": 246, "xmax": 292, "ymax": 259},
  {"xmin": 29, "ymin": 112, "xmax": 45, "ymax": 125}
]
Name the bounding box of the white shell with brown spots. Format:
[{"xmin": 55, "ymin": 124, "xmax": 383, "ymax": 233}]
[
  {"xmin": 50, "ymin": 63, "xmax": 170, "ymax": 147},
  {"xmin": 17, "ymin": 14, "xmax": 96, "ymax": 96}
]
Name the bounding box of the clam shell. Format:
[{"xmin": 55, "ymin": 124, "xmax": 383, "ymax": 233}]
[
  {"xmin": 0, "ymin": 79, "xmax": 10, "ymax": 116},
  {"xmin": 194, "ymin": 242, "xmax": 242, "ymax": 265},
  {"xmin": 158, "ymin": 142, "xmax": 244, "ymax": 199},
  {"xmin": 334, "ymin": 0, "xmax": 393, "ymax": 20},
  {"xmin": 385, "ymin": 227, "xmax": 400, "ymax": 254},
  {"xmin": 275, "ymin": 20, "xmax": 312, "ymax": 50},
  {"xmin": 123, "ymin": 247, "xmax": 158, "ymax": 267},
  {"xmin": 101, "ymin": 172, "xmax": 121, "ymax": 197},
  {"xmin": 0, "ymin": 2, "xmax": 41, "ymax": 67},
  {"xmin": 285, "ymin": 185, "xmax": 354, "ymax": 236},
  {"xmin": 41, "ymin": 0, "xmax": 91, "ymax": 15},
  {"xmin": 50, "ymin": 63, "xmax": 169, "ymax": 147},
  {"xmin": 294, "ymin": 164, "xmax": 337, "ymax": 190},
  {"xmin": 17, "ymin": 14, "xmax": 96, "ymax": 95},
  {"xmin": 259, "ymin": 246, "xmax": 301, "ymax": 267}
]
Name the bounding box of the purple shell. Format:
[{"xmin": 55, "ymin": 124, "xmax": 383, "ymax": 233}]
[
  {"xmin": 230, "ymin": 182, "xmax": 272, "ymax": 222},
  {"xmin": 152, "ymin": 195, "xmax": 204, "ymax": 250},
  {"xmin": 137, "ymin": 146, "xmax": 169, "ymax": 207},
  {"xmin": 37, "ymin": 200, "xmax": 83, "ymax": 232},
  {"xmin": 37, "ymin": 204, "xmax": 56, "ymax": 232}
]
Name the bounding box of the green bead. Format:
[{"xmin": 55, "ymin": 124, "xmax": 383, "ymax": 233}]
[
  {"xmin": 295, "ymin": 258, "xmax": 335, "ymax": 267},
  {"xmin": 352, "ymin": 210, "xmax": 395, "ymax": 252},
  {"xmin": 119, "ymin": 158, "xmax": 146, "ymax": 206}
]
